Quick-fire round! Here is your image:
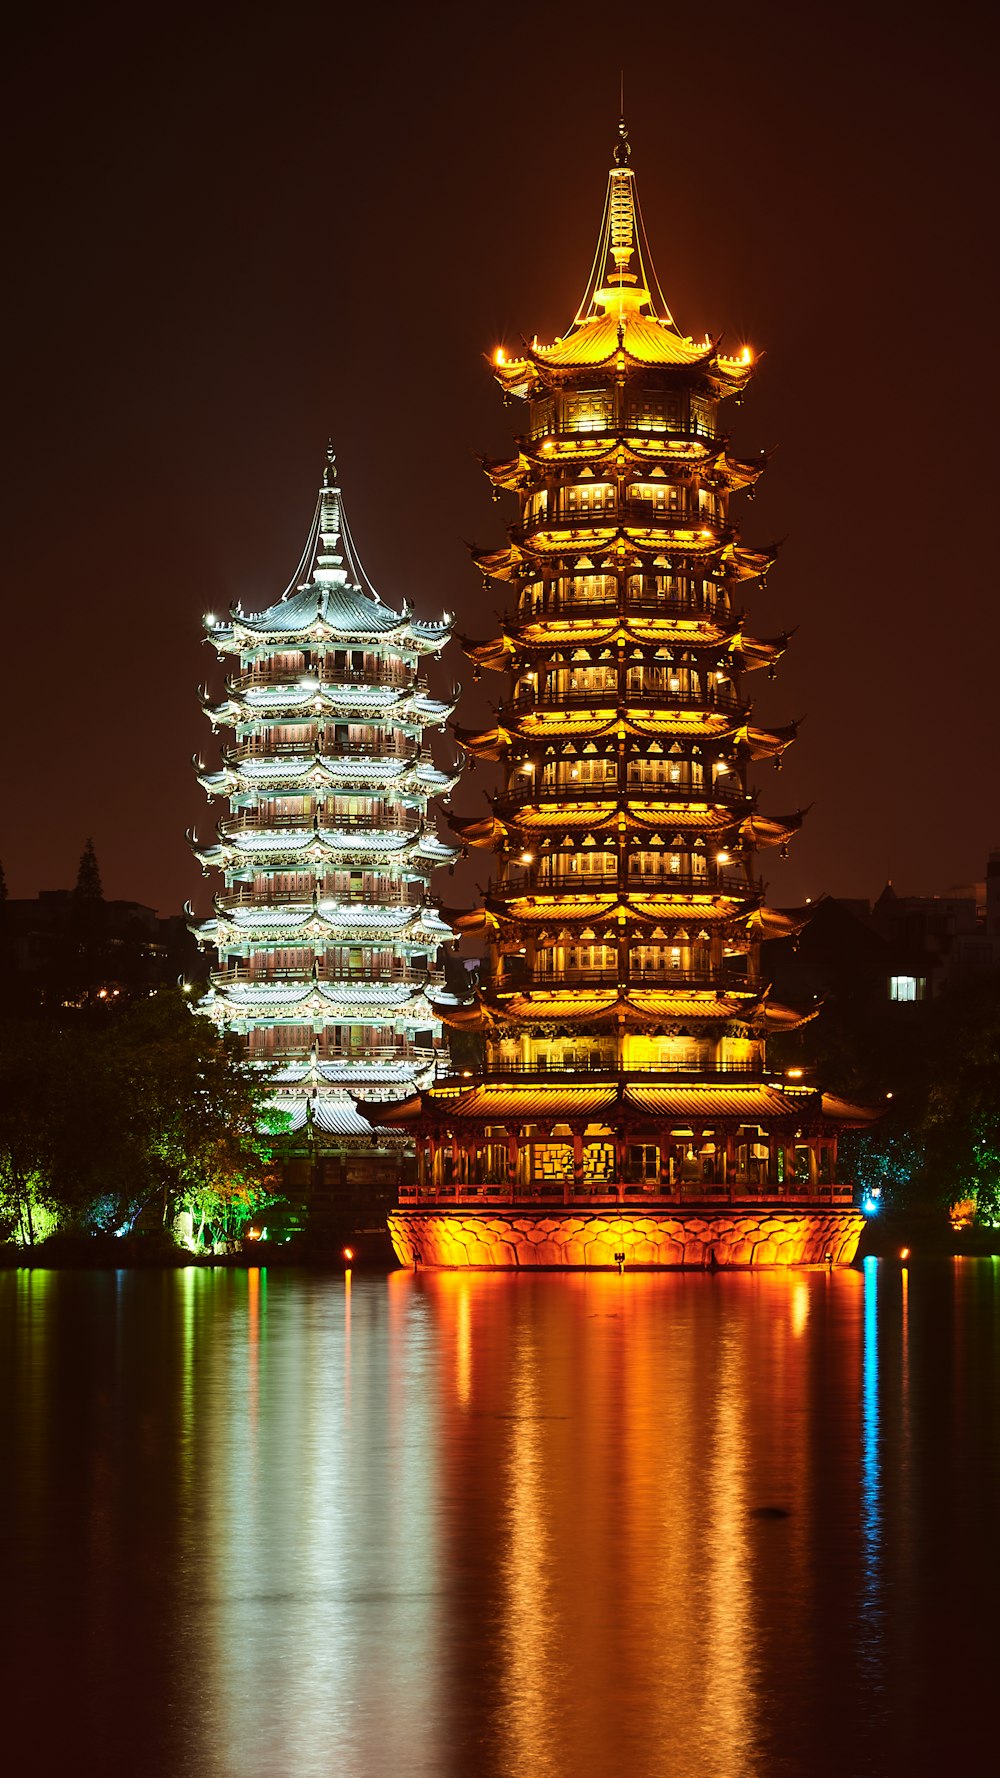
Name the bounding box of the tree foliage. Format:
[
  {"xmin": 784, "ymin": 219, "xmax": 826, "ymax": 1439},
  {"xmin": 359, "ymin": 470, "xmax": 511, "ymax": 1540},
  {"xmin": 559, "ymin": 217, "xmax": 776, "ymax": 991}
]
[{"xmin": 0, "ymin": 991, "xmax": 285, "ymax": 1247}]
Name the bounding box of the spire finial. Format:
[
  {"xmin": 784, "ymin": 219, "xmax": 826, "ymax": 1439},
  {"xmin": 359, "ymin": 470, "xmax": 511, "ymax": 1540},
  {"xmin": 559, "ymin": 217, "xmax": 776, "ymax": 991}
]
[
  {"xmin": 323, "ymin": 439, "xmax": 337, "ymax": 488},
  {"xmin": 614, "ymin": 73, "xmax": 630, "ymax": 166}
]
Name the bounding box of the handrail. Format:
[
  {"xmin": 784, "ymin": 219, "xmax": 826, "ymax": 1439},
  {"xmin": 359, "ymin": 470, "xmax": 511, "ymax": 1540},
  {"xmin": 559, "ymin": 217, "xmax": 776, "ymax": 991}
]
[
  {"xmin": 224, "ymin": 738, "xmax": 427, "ymax": 764},
  {"xmin": 488, "ymin": 870, "xmax": 754, "ymax": 898},
  {"xmin": 499, "ymin": 967, "xmax": 760, "ymax": 991},
  {"xmin": 437, "ymin": 1061, "xmax": 776, "ymax": 1079},
  {"xmin": 212, "ymin": 962, "xmax": 438, "ymax": 987},
  {"xmin": 215, "ymin": 886, "xmax": 426, "ymax": 911},
  {"xmin": 229, "ymin": 666, "xmax": 422, "ymax": 694},
  {"xmin": 251, "ymin": 1043, "xmax": 442, "ymax": 1062},
  {"xmin": 517, "ymin": 595, "xmax": 736, "ymax": 625},
  {"xmin": 516, "ymin": 499, "xmax": 727, "ymax": 534},
  {"xmin": 498, "ymin": 776, "xmax": 746, "ymax": 807},
  {"xmin": 218, "ymin": 811, "xmax": 420, "ymax": 836},
  {"xmin": 509, "ymin": 683, "xmax": 741, "ymax": 713},
  {"xmin": 400, "ymin": 1184, "xmax": 856, "ymax": 1205}
]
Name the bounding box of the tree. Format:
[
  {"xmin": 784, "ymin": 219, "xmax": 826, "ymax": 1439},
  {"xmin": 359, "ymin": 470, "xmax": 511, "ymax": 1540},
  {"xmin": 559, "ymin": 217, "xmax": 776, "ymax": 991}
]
[
  {"xmin": 0, "ymin": 1023, "xmax": 66, "ymax": 1244},
  {"xmin": 74, "ymin": 840, "xmax": 103, "ymax": 901},
  {"xmin": 0, "ymin": 989, "xmax": 287, "ymax": 1246},
  {"xmin": 85, "ymin": 991, "xmax": 284, "ymax": 1239}
]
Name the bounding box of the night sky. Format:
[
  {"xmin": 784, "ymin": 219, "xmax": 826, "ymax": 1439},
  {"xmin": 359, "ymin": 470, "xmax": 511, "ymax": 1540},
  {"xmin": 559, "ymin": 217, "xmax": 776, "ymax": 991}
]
[{"xmin": 4, "ymin": 0, "xmax": 999, "ymax": 917}]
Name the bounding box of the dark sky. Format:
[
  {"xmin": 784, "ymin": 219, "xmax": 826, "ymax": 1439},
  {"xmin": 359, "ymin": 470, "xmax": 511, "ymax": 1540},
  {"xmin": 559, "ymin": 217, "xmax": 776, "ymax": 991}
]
[{"xmin": 4, "ymin": 0, "xmax": 999, "ymax": 916}]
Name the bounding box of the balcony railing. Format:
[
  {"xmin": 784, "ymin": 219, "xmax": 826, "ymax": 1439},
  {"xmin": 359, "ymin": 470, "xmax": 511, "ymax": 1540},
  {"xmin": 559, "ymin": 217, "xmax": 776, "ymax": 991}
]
[
  {"xmin": 250, "ymin": 1042, "xmax": 444, "ymax": 1065},
  {"xmin": 215, "ymin": 884, "xmax": 426, "ymax": 911},
  {"xmin": 400, "ymin": 1183, "xmax": 855, "ymax": 1207},
  {"xmin": 229, "ymin": 666, "xmax": 423, "ymax": 695},
  {"xmin": 498, "ymin": 966, "xmax": 759, "ymax": 991},
  {"xmin": 519, "ymin": 590, "xmax": 734, "ymax": 622},
  {"xmin": 523, "ymin": 421, "xmax": 721, "ymax": 448},
  {"xmin": 218, "ymin": 811, "xmax": 421, "ymax": 837},
  {"xmin": 509, "ymin": 683, "xmax": 741, "ymax": 714},
  {"xmin": 516, "ymin": 501, "xmax": 727, "ymax": 538},
  {"xmin": 224, "ymin": 738, "xmax": 428, "ymax": 765},
  {"xmin": 498, "ymin": 776, "xmax": 747, "ymax": 808},
  {"xmin": 438, "ymin": 1060, "xmax": 773, "ymax": 1080},
  {"xmin": 213, "ymin": 962, "xmax": 438, "ymax": 988},
  {"xmin": 487, "ymin": 870, "xmax": 754, "ymax": 898}
]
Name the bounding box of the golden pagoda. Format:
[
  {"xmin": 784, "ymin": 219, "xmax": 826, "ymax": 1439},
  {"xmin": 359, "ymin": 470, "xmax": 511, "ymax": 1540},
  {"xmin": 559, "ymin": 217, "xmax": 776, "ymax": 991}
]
[{"xmin": 377, "ymin": 120, "xmax": 873, "ymax": 1268}]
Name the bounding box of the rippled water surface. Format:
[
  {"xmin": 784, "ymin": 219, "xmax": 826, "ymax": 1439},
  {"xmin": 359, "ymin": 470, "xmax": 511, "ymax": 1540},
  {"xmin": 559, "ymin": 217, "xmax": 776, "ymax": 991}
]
[{"xmin": 3, "ymin": 1260, "xmax": 999, "ymax": 1776}]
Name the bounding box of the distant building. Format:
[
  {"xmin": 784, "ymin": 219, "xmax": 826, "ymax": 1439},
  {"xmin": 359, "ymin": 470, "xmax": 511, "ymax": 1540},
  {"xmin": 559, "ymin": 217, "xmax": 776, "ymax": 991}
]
[
  {"xmin": 0, "ymin": 878, "xmax": 201, "ymax": 1012},
  {"xmin": 764, "ymin": 855, "xmax": 1000, "ymax": 1010}
]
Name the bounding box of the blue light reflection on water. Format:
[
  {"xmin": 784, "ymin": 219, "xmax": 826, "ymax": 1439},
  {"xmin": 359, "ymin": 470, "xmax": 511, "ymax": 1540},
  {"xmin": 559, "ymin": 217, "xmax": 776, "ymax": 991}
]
[{"xmin": 861, "ymin": 1255, "xmax": 881, "ymax": 1603}]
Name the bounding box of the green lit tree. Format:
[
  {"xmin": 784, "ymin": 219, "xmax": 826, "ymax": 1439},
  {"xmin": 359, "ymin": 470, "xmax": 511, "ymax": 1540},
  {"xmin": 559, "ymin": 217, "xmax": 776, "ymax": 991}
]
[
  {"xmin": 79, "ymin": 991, "xmax": 284, "ymax": 1237},
  {"xmin": 0, "ymin": 1023, "xmax": 66, "ymax": 1244}
]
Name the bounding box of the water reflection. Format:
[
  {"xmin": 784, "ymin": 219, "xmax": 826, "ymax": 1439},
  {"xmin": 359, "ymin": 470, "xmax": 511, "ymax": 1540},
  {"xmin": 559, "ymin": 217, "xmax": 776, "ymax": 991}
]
[
  {"xmin": 861, "ymin": 1255, "xmax": 882, "ymax": 1605},
  {"xmin": 2, "ymin": 1262, "xmax": 999, "ymax": 1777}
]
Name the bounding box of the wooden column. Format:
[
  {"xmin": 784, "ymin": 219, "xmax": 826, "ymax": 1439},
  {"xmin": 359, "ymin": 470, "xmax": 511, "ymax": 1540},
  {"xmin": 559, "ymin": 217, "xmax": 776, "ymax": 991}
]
[
  {"xmin": 507, "ymin": 1130, "xmax": 519, "ymax": 1202},
  {"xmin": 573, "ymin": 1129, "xmax": 584, "ymax": 1196},
  {"xmin": 614, "ymin": 1133, "xmax": 626, "ymax": 1204}
]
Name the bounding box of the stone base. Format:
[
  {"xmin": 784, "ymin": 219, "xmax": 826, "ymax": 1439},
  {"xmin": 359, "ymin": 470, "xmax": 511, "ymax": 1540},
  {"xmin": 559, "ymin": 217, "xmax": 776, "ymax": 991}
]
[{"xmin": 387, "ymin": 1206, "xmax": 866, "ymax": 1269}]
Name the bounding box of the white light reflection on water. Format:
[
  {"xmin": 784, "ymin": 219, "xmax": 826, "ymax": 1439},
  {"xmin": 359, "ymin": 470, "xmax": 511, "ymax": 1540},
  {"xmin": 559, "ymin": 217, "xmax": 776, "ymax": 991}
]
[{"xmin": 199, "ymin": 1275, "xmax": 445, "ymax": 1778}]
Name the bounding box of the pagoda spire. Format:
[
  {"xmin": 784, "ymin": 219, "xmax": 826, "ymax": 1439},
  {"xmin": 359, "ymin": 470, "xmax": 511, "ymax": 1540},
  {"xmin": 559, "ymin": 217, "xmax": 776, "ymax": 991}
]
[
  {"xmin": 280, "ymin": 441, "xmax": 382, "ymax": 600},
  {"xmin": 572, "ymin": 117, "xmax": 676, "ymax": 332}
]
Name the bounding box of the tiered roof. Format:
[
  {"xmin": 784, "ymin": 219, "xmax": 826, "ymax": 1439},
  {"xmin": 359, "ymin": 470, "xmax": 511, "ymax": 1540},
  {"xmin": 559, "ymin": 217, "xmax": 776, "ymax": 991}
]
[
  {"xmin": 190, "ymin": 448, "xmax": 459, "ymax": 1143},
  {"xmin": 361, "ymin": 121, "xmax": 873, "ymax": 1168}
]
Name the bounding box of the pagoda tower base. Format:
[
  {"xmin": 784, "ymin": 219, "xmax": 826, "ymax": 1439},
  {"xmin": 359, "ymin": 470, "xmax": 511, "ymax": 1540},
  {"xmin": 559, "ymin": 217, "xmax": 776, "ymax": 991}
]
[{"xmin": 388, "ymin": 1206, "xmax": 865, "ymax": 1270}]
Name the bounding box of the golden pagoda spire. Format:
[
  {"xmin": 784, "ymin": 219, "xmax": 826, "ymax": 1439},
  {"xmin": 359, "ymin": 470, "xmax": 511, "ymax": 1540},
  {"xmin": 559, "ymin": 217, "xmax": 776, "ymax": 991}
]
[{"xmin": 573, "ymin": 114, "xmax": 676, "ymax": 330}]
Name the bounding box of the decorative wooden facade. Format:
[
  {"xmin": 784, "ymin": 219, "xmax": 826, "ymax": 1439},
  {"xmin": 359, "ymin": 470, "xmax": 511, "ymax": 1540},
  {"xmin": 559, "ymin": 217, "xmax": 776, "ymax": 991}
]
[
  {"xmin": 189, "ymin": 449, "xmax": 458, "ymax": 1211},
  {"xmin": 376, "ymin": 123, "xmax": 873, "ymax": 1266}
]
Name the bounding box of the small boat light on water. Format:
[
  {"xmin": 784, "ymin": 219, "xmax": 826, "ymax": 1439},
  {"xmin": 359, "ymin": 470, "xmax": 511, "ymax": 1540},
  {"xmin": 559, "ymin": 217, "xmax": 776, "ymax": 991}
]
[
  {"xmin": 343, "ymin": 1248, "xmax": 354, "ymax": 1263},
  {"xmin": 900, "ymin": 1248, "xmax": 910, "ymax": 1261}
]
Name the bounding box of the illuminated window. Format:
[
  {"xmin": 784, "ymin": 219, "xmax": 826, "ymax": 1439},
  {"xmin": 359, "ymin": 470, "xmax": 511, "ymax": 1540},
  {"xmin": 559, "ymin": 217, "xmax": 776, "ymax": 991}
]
[
  {"xmin": 889, "ymin": 975, "xmax": 926, "ymax": 1002},
  {"xmin": 562, "ymin": 390, "xmax": 609, "ymax": 433}
]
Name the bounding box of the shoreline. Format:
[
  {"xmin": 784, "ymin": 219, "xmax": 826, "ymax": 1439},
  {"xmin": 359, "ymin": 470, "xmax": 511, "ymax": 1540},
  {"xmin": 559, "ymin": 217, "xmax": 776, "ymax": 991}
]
[{"xmin": 2, "ymin": 1215, "xmax": 997, "ymax": 1271}]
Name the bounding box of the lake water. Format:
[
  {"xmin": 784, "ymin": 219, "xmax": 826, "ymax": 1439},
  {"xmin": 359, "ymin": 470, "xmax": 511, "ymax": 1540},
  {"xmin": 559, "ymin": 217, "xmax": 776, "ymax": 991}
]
[{"xmin": 3, "ymin": 1260, "xmax": 998, "ymax": 1777}]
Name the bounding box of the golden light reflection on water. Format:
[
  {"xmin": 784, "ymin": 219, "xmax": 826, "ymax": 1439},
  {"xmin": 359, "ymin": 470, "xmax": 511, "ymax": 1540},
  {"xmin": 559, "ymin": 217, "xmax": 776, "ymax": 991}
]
[
  {"xmin": 701, "ymin": 1323, "xmax": 756, "ymax": 1770},
  {"xmin": 498, "ymin": 1337, "xmax": 559, "ymax": 1778}
]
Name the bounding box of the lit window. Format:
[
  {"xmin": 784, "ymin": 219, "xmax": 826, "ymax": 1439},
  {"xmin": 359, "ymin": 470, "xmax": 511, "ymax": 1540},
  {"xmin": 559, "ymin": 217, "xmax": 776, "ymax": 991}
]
[{"xmin": 889, "ymin": 975, "xmax": 926, "ymax": 1003}]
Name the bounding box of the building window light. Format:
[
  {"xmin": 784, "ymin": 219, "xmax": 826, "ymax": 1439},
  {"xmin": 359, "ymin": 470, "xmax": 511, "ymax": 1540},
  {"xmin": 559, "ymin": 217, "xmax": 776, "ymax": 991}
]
[{"xmin": 889, "ymin": 975, "xmax": 926, "ymax": 1003}]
